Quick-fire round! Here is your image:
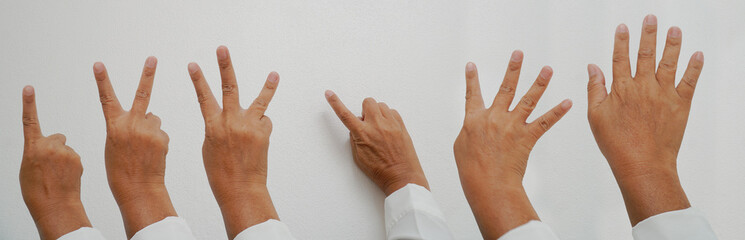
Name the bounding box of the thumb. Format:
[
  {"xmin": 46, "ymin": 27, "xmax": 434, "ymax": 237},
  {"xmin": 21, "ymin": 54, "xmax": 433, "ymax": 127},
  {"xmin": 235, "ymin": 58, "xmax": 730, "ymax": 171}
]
[{"xmin": 587, "ymin": 64, "xmax": 608, "ymax": 110}]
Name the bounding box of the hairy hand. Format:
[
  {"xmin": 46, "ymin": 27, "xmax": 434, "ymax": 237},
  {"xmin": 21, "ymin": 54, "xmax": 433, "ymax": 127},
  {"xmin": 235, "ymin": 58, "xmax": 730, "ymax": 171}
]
[
  {"xmin": 188, "ymin": 46, "xmax": 280, "ymax": 239},
  {"xmin": 325, "ymin": 91, "xmax": 428, "ymax": 196},
  {"xmin": 20, "ymin": 86, "xmax": 92, "ymax": 240},
  {"xmin": 454, "ymin": 52, "xmax": 571, "ymax": 238},
  {"xmin": 93, "ymin": 57, "xmax": 176, "ymax": 237},
  {"xmin": 587, "ymin": 15, "xmax": 704, "ymax": 225}
]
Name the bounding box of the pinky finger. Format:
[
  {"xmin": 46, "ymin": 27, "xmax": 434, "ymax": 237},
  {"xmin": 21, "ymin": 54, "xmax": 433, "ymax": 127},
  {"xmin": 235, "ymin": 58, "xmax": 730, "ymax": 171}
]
[
  {"xmin": 676, "ymin": 52, "xmax": 704, "ymax": 101},
  {"xmin": 528, "ymin": 99, "xmax": 572, "ymax": 138}
]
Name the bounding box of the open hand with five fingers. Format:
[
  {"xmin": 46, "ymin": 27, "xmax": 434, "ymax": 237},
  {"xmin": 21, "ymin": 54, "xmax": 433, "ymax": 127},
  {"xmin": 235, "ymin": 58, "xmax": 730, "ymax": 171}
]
[
  {"xmin": 20, "ymin": 86, "xmax": 93, "ymax": 240},
  {"xmin": 586, "ymin": 15, "xmax": 704, "ymax": 225},
  {"xmin": 187, "ymin": 46, "xmax": 281, "ymax": 239},
  {"xmin": 325, "ymin": 91, "xmax": 429, "ymax": 196},
  {"xmin": 93, "ymin": 57, "xmax": 178, "ymax": 238},
  {"xmin": 454, "ymin": 51, "xmax": 572, "ymax": 239}
]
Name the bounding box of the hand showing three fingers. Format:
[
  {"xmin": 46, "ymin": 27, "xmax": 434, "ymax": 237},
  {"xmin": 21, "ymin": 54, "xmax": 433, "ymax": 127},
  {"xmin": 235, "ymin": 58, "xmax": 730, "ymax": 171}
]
[
  {"xmin": 20, "ymin": 86, "xmax": 92, "ymax": 240},
  {"xmin": 187, "ymin": 46, "xmax": 280, "ymax": 239},
  {"xmin": 93, "ymin": 57, "xmax": 177, "ymax": 238},
  {"xmin": 454, "ymin": 51, "xmax": 572, "ymax": 239},
  {"xmin": 325, "ymin": 91, "xmax": 429, "ymax": 196},
  {"xmin": 587, "ymin": 15, "xmax": 704, "ymax": 225}
]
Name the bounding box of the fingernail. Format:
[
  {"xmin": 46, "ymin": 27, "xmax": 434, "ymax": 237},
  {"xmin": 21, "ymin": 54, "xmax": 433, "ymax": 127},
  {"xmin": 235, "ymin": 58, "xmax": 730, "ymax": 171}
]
[
  {"xmin": 669, "ymin": 27, "xmax": 681, "ymax": 38},
  {"xmin": 93, "ymin": 62, "xmax": 105, "ymax": 74},
  {"xmin": 23, "ymin": 86, "xmax": 34, "ymax": 96},
  {"xmin": 561, "ymin": 99, "xmax": 573, "ymax": 110},
  {"xmin": 511, "ymin": 50, "xmax": 523, "ymax": 62},
  {"xmin": 466, "ymin": 62, "xmax": 476, "ymax": 71},
  {"xmin": 188, "ymin": 62, "xmax": 199, "ymax": 74},
  {"xmin": 325, "ymin": 90, "xmax": 335, "ymax": 98},
  {"xmin": 268, "ymin": 72, "xmax": 279, "ymax": 83},
  {"xmin": 540, "ymin": 66, "xmax": 552, "ymax": 79},
  {"xmin": 644, "ymin": 14, "xmax": 657, "ymax": 25},
  {"xmin": 587, "ymin": 64, "xmax": 598, "ymax": 77},
  {"xmin": 695, "ymin": 51, "xmax": 704, "ymax": 61},
  {"xmin": 616, "ymin": 24, "xmax": 629, "ymax": 33},
  {"xmin": 145, "ymin": 56, "xmax": 157, "ymax": 68},
  {"xmin": 216, "ymin": 46, "xmax": 229, "ymax": 60}
]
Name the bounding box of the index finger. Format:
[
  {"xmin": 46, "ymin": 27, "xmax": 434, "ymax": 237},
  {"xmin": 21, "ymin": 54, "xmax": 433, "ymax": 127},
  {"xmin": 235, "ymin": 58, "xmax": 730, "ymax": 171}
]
[
  {"xmin": 22, "ymin": 86, "xmax": 42, "ymax": 142},
  {"xmin": 93, "ymin": 62, "xmax": 123, "ymax": 120},
  {"xmin": 325, "ymin": 90, "xmax": 363, "ymax": 131}
]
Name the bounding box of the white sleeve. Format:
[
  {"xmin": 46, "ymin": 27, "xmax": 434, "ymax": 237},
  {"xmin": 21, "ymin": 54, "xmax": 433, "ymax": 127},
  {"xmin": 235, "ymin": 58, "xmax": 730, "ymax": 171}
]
[
  {"xmin": 632, "ymin": 207, "xmax": 717, "ymax": 240},
  {"xmin": 234, "ymin": 219, "xmax": 296, "ymax": 240},
  {"xmin": 384, "ymin": 183, "xmax": 455, "ymax": 240},
  {"xmin": 497, "ymin": 220, "xmax": 560, "ymax": 240},
  {"xmin": 57, "ymin": 227, "xmax": 106, "ymax": 240},
  {"xmin": 130, "ymin": 216, "xmax": 197, "ymax": 240}
]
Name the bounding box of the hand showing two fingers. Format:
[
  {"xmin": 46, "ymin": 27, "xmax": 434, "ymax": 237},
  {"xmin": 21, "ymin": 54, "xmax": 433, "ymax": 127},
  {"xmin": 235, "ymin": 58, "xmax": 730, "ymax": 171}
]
[
  {"xmin": 93, "ymin": 57, "xmax": 176, "ymax": 238},
  {"xmin": 325, "ymin": 91, "xmax": 429, "ymax": 196},
  {"xmin": 188, "ymin": 46, "xmax": 281, "ymax": 239},
  {"xmin": 19, "ymin": 86, "xmax": 92, "ymax": 240},
  {"xmin": 453, "ymin": 51, "xmax": 571, "ymax": 239}
]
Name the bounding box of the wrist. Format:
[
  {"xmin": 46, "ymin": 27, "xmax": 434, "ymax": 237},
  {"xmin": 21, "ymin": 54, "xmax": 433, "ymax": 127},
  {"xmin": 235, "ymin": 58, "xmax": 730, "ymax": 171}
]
[
  {"xmin": 612, "ymin": 162, "xmax": 690, "ymax": 225},
  {"xmin": 32, "ymin": 200, "xmax": 92, "ymax": 240},
  {"xmin": 382, "ymin": 173, "xmax": 429, "ymax": 196},
  {"xmin": 214, "ymin": 184, "xmax": 279, "ymax": 239}
]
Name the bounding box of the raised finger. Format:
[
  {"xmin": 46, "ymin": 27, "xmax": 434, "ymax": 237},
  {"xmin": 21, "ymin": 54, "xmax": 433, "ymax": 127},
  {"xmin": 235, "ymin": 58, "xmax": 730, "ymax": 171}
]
[
  {"xmin": 514, "ymin": 66, "xmax": 552, "ymax": 120},
  {"xmin": 93, "ymin": 62, "xmax": 123, "ymax": 120},
  {"xmin": 22, "ymin": 86, "xmax": 42, "ymax": 141},
  {"xmin": 248, "ymin": 71, "xmax": 280, "ymax": 118},
  {"xmin": 656, "ymin": 27, "xmax": 682, "ymax": 88},
  {"xmin": 612, "ymin": 24, "xmax": 632, "ymax": 82},
  {"xmin": 217, "ymin": 46, "xmax": 240, "ymax": 111},
  {"xmin": 491, "ymin": 50, "xmax": 523, "ymax": 111},
  {"xmin": 131, "ymin": 56, "xmax": 157, "ymax": 115},
  {"xmin": 465, "ymin": 62, "xmax": 484, "ymax": 112},
  {"xmin": 188, "ymin": 62, "xmax": 220, "ymax": 118},
  {"xmin": 636, "ymin": 15, "xmax": 658, "ymax": 78},
  {"xmin": 528, "ymin": 99, "xmax": 572, "ymax": 138},
  {"xmin": 325, "ymin": 90, "xmax": 363, "ymax": 131}
]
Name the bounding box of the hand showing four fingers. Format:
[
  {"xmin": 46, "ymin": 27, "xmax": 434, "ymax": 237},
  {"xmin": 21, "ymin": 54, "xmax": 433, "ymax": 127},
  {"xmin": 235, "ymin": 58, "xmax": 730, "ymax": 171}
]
[
  {"xmin": 454, "ymin": 51, "xmax": 571, "ymax": 238},
  {"xmin": 93, "ymin": 57, "xmax": 177, "ymax": 237},
  {"xmin": 325, "ymin": 91, "xmax": 429, "ymax": 196},
  {"xmin": 20, "ymin": 86, "xmax": 92, "ymax": 240},
  {"xmin": 188, "ymin": 46, "xmax": 281, "ymax": 239},
  {"xmin": 587, "ymin": 15, "xmax": 704, "ymax": 225}
]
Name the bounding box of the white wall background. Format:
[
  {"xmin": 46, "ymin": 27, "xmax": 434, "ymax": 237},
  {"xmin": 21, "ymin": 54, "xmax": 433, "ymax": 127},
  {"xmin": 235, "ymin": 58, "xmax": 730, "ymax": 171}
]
[{"xmin": 1, "ymin": 0, "xmax": 743, "ymax": 239}]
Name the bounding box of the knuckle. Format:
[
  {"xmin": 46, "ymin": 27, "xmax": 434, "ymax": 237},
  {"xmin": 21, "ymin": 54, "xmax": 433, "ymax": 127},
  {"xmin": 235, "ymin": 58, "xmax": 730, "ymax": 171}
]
[
  {"xmin": 218, "ymin": 60, "xmax": 232, "ymax": 70},
  {"xmin": 612, "ymin": 54, "xmax": 628, "ymax": 63},
  {"xmin": 99, "ymin": 94, "xmax": 116, "ymax": 105},
  {"xmin": 682, "ymin": 76, "xmax": 697, "ymax": 88},
  {"xmin": 638, "ymin": 48, "xmax": 655, "ymax": 59},
  {"xmin": 659, "ymin": 60, "xmax": 677, "ymax": 71},
  {"xmin": 135, "ymin": 89, "xmax": 150, "ymax": 99},
  {"xmin": 539, "ymin": 118, "xmax": 551, "ymax": 131},
  {"xmin": 498, "ymin": 85, "xmax": 515, "ymax": 96},
  {"xmin": 253, "ymin": 99, "xmax": 268, "ymax": 108},
  {"xmin": 197, "ymin": 93, "xmax": 210, "ymax": 105},
  {"xmin": 222, "ymin": 83, "xmax": 235, "ymax": 94},
  {"xmin": 22, "ymin": 116, "xmax": 37, "ymax": 127},
  {"xmin": 644, "ymin": 25, "xmax": 657, "ymax": 33},
  {"xmin": 520, "ymin": 96, "xmax": 536, "ymax": 109}
]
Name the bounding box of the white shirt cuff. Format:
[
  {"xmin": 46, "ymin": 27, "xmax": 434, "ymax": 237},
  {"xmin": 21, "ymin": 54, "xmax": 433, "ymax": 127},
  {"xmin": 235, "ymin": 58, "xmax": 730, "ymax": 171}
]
[
  {"xmin": 632, "ymin": 207, "xmax": 717, "ymax": 240},
  {"xmin": 234, "ymin": 219, "xmax": 295, "ymax": 240},
  {"xmin": 384, "ymin": 183, "xmax": 454, "ymax": 240},
  {"xmin": 57, "ymin": 227, "xmax": 106, "ymax": 240},
  {"xmin": 497, "ymin": 220, "xmax": 559, "ymax": 240},
  {"xmin": 131, "ymin": 216, "xmax": 196, "ymax": 240}
]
